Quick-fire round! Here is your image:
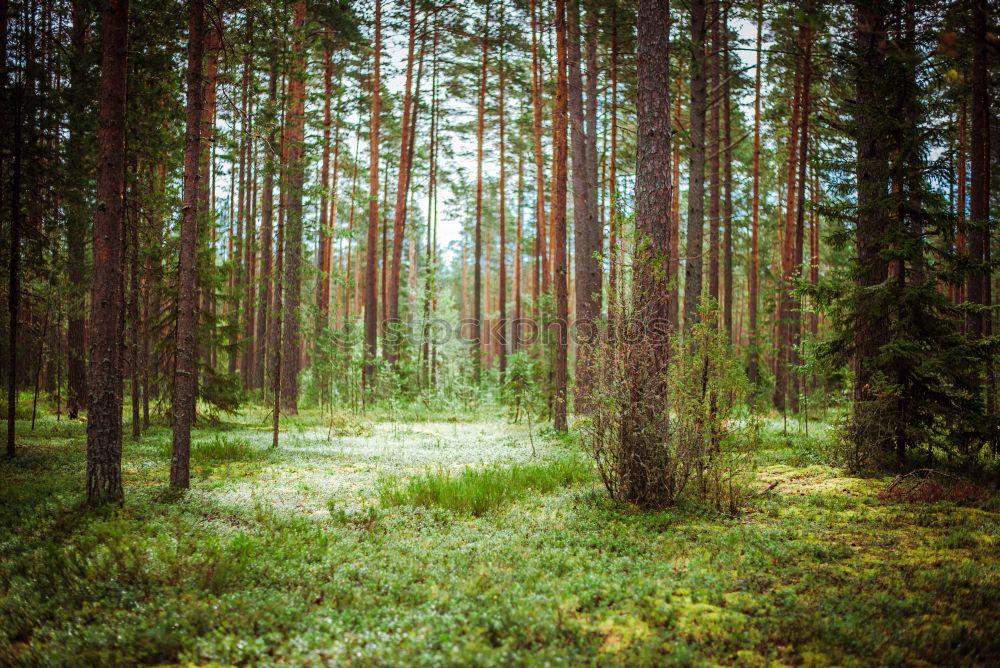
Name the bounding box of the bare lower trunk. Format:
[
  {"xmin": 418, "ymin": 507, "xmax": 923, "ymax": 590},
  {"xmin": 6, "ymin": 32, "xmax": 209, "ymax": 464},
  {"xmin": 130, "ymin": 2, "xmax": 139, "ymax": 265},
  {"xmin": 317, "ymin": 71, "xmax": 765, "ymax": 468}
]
[
  {"xmin": 363, "ymin": 0, "xmax": 382, "ymax": 391},
  {"xmin": 280, "ymin": 0, "xmax": 307, "ymax": 414},
  {"xmin": 569, "ymin": 0, "xmax": 600, "ymax": 412},
  {"xmin": 682, "ymin": 0, "xmax": 707, "ymax": 330},
  {"xmin": 553, "ymin": 0, "xmax": 569, "ymax": 431},
  {"xmin": 170, "ymin": 0, "xmax": 204, "ymax": 491},
  {"xmin": 473, "ymin": 8, "xmax": 489, "ymax": 384},
  {"xmin": 748, "ymin": 0, "xmax": 763, "ymax": 385}
]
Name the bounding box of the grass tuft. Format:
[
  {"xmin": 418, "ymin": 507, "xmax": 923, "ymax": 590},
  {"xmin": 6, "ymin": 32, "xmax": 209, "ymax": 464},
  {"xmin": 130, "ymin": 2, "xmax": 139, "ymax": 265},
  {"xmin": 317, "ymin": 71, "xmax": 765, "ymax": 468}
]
[
  {"xmin": 174, "ymin": 436, "xmax": 267, "ymax": 464},
  {"xmin": 377, "ymin": 455, "xmax": 593, "ymax": 515}
]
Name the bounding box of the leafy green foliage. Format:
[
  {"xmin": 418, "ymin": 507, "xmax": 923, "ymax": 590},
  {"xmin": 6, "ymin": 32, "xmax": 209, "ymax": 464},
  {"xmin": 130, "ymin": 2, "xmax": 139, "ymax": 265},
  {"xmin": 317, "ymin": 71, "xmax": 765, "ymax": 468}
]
[{"xmin": 588, "ymin": 300, "xmax": 761, "ymax": 512}]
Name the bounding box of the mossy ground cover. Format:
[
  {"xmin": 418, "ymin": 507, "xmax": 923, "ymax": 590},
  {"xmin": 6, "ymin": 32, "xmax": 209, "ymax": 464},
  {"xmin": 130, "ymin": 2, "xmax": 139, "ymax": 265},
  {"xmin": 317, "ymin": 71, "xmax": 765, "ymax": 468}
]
[{"xmin": 2, "ymin": 408, "xmax": 999, "ymax": 665}]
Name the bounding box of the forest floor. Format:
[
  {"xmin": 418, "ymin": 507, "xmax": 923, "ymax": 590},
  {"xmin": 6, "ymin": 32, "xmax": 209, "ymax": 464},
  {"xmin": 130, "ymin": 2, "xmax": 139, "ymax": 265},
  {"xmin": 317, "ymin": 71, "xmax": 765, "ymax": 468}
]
[{"xmin": 2, "ymin": 403, "xmax": 999, "ymax": 666}]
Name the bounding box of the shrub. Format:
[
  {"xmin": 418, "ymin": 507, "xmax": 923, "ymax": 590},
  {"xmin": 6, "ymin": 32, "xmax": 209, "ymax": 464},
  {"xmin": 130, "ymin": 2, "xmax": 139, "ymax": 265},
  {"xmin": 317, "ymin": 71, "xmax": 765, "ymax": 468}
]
[{"xmin": 586, "ymin": 301, "xmax": 760, "ymax": 513}]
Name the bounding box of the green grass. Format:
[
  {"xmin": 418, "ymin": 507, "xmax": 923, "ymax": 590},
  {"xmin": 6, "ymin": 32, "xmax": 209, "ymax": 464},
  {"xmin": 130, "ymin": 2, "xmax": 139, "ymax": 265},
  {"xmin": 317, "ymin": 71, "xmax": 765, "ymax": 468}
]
[
  {"xmin": 2, "ymin": 406, "xmax": 999, "ymax": 665},
  {"xmin": 376, "ymin": 454, "xmax": 593, "ymax": 515}
]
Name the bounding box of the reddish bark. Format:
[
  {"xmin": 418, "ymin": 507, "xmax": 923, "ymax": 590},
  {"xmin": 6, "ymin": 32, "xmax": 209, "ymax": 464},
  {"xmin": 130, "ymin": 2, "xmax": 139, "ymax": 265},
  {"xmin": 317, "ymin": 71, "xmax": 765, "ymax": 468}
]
[
  {"xmin": 553, "ymin": 0, "xmax": 569, "ymax": 431},
  {"xmin": 386, "ymin": 0, "xmax": 418, "ymax": 364},
  {"xmin": 280, "ymin": 0, "xmax": 307, "ymax": 414}
]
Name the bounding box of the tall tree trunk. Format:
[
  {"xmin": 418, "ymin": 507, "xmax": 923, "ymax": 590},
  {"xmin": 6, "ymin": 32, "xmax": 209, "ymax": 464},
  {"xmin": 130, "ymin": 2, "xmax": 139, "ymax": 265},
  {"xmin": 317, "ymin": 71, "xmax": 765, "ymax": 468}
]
[
  {"xmin": 473, "ymin": 7, "xmax": 490, "ymax": 384},
  {"xmin": 128, "ymin": 182, "xmax": 141, "ymax": 439},
  {"xmin": 683, "ymin": 0, "xmax": 708, "ymax": 330},
  {"xmin": 635, "ymin": 0, "xmax": 672, "ymax": 358},
  {"xmin": 530, "ymin": 0, "xmax": 548, "ymax": 298},
  {"xmin": 668, "ymin": 70, "xmax": 683, "ymax": 333},
  {"xmin": 552, "ymin": 0, "xmax": 569, "ymax": 431},
  {"xmin": 852, "ymin": 0, "xmax": 890, "ymax": 445},
  {"xmin": 380, "ymin": 160, "xmax": 388, "ymax": 331},
  {"xmin": 317, "ymin": 44, "xmax": 333, "ymax": 326},
  {"xmin": 385, "ymin": 0, "xmax": 418, "ymax": 365},
  {"xmin": 170, "ymin": 0, "xmax": 204, "ymax": 491},
  {"xmin": 498, "ymin": 2, "xmax": 508, "ymax": 379},
  {"xmin": 280, "ymin": 0, "xmax": 307, "ymax": 414},
  {"xmin": 87, "ymin": 0, "xmax": 128, "ymax": 500},
  {"xmin": 254, "ymin": 60, "xmax": 278, "ymax": 391},
  {"xmin": 748, "ymin": 0, "xmax": 763, "ymax": 384},
  {"xmin": 404, "ymin": 27, "xmax": 427, "ymax": 332},
  {"xmin": 243, "ymin": 127, "xmax": 257, "ymax": 387},
  {"xmin": 198, "ymin": 28, "xmax": 220, "ymax": 375},
  {"xmin": 790, "ymin": 26, "xmax": 812, "ymax": 413},
  {"xmin": 326, "ymin": 92, "xmax": 342, "ymax": 322},
  {"xmin": 230, "ymin": 25, "xmax": 251, "ymax": 376},
  {"xmin": 363, "ymin": 0, "xmax": 382, "ymax": 391},
  {"xmin": 6, "ymin": 8, "xmax": 23, "ymax": 458},
  {"xmin": 422, "ymin": 17, "xmax": 440, "ymax": 383},
  {"xmin": 722, "ymin": 7, "xmax": 733, "ymax": 342},
  {"xmin": 708, "ymin": 0, "xmax": 720, "ymax": 302},
  {"xmin": 346, "ymin": 123, "xmax": 361, "ymax": 324},
  {"xmin": 810, "ymin": 170, "xmax": 820, "ymax": 339},
  {"xmin": 514, "ymin": 152, "xmax": 523, "ymax": 351},
  {"xmin": 65, "ymin": 0, "xmax": 88, "ymax": 419},
  {"xmin": 774, "ymin": 34, "xmax": 804, "ymax": 412},
  {"xmin": 272, "ymin": 155, "xmax": 285, "ymax": 447},
  {"xmin": 569, "ymin": 0, "xmax": 600, "ymax": 412},
  {"xmin": 968, "ymin": 0, "xmax": 991, "ymax": 411},
  {"xmin": 607, "ymin": 5, "xmax": 618, "ymax": 327},
  {"xmin": 956, "ymin": 99, "xmax": 966, "ymax": 307}
]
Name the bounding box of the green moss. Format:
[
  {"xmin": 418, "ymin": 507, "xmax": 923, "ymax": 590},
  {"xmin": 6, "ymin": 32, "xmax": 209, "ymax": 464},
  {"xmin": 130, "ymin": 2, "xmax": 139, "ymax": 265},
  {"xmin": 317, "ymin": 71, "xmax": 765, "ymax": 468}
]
[{"xmin": 1, "ymin": 413, "xmax": 998, "ymax": 665}]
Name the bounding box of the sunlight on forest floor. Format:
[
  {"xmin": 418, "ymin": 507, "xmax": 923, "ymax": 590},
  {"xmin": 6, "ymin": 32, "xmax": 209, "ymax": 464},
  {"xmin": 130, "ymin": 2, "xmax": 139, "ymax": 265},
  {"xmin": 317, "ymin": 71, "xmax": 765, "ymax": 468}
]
[{"xmin": 2, "ymin": 404, "xmax": 999, "ymax": 665}]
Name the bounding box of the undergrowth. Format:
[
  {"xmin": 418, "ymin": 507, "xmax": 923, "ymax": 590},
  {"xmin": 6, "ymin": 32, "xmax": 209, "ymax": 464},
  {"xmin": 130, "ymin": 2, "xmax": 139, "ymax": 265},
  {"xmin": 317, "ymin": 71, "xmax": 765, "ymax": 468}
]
[{"xmin": 376, "ymin": 454, "xmax": 593, "ymax": 515}]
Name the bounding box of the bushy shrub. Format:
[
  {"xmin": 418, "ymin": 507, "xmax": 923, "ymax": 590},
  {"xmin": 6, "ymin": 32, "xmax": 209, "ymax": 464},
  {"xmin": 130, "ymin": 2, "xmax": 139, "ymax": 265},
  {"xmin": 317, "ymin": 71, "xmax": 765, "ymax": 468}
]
[{"xmin": 586, "ymin": 301, "xmax": 760, "ymax": 513}]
